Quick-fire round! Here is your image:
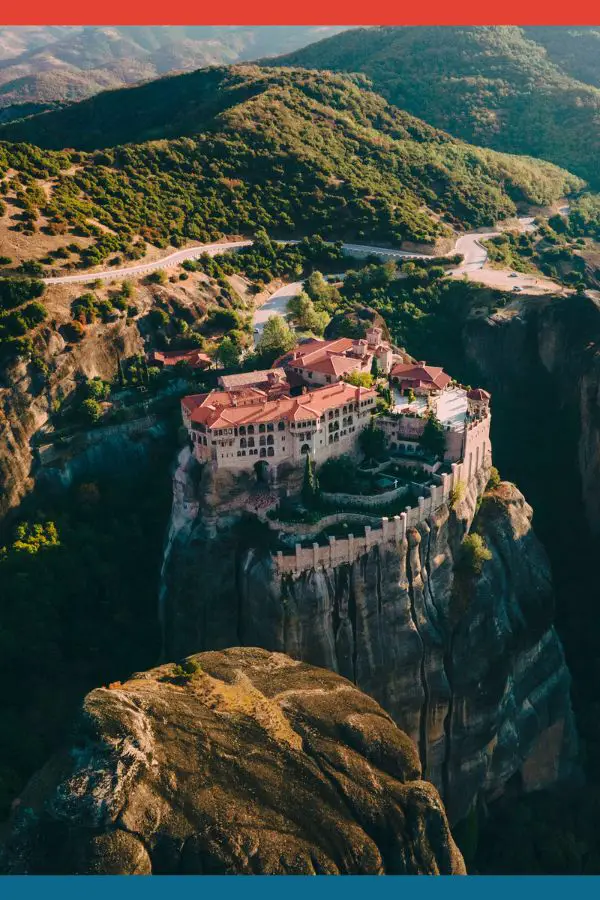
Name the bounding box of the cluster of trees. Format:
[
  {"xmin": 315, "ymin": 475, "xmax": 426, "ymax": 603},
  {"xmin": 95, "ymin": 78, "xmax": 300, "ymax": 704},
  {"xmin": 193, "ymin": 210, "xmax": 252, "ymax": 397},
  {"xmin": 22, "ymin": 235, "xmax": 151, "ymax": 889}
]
[
  {"xmin": 274, "ymin": 26, "xmax": 600, "ymax": 188},
  {"xmin": 484, "ymin": 222, "xmax": 591, "ymax": 288},
  {"xmin": 0, "ymin": 66, "xmax": 583, "ymax": 268},
  {"xmin": 0, "ymin": 277, "xmax": 48, "ymax": 363},
  {"xmin": 0, "ymin": 454, "xmax": 173, "ymax": 818}
]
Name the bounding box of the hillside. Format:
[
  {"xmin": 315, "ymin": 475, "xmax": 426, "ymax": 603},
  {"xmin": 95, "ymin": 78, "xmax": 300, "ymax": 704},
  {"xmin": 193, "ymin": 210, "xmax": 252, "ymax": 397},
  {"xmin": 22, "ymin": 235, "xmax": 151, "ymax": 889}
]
[
  {"xmin": 270, "ymin": 26, "xmax": 600, "ymax": 188},
  {"xmin": 0, "ymin": 66, "xmax": 583, "ymax": 271},
  {"xmin": 0, "ymin": 26, "xmax": 347, "ymax": 122}
]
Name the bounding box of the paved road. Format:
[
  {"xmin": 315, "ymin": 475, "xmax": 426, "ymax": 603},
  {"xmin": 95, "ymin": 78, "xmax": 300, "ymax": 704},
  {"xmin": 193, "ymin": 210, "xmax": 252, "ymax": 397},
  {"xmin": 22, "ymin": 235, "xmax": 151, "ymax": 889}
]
[
  {"xmin": 253, "ymin": 280, "xmax": 304, "ymax": 344},
  {"xmin": 42, "ymin": 240, "xmax": 428, "ymax": 287},
  {"xmin": 42, "ymin": 214, "xmax": 564, "ymax": 336},
  {"xmin": 43, "ymin": 240, "xmax": 254, "ymax": 285}
]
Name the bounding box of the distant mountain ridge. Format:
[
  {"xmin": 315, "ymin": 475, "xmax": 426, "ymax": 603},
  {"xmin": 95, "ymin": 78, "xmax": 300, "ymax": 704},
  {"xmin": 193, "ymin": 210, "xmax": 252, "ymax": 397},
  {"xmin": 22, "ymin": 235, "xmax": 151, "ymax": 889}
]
[
  {"xmin": 269, "ymin": 25, "xmax": 600, "ymax": 187},
  {"xmin": 0, "ymin": 26, "xmax": 348, "ymax": 121}
]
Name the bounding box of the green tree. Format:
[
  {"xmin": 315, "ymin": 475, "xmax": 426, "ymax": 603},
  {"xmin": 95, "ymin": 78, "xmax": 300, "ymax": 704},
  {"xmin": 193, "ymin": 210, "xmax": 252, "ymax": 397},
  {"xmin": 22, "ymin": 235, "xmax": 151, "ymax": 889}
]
[
  {"xmin": 318, "ymin": 455, "xmax": 357, "ymax": 493},
  {"xmin": 256, "ymin": 315, "xmax": 296, "ymax": 363},
  {"xmin": 419, "ymin": 412, "xmax": 446, "ymax": 459},
  {"xmin": 287, "ymin": 292, "xmax": 329, "ymax": 335},
  {"xmin": 359, "ymin": 420, "xmax": 386, "ymax": 461},
  {"xmin": 345, "ymin": 371, "xmax": 374, "ymax": 388},
  {"xmin": 216, "ymin": 336, "xmax": 240, "ymax": 369},
  {"xmin": 370, "ymin": 355, "xmax": 380, "ymax": 378},
  {"xmin": 301, "ymin": 453, "xmax": 319, "ymax": 507}
]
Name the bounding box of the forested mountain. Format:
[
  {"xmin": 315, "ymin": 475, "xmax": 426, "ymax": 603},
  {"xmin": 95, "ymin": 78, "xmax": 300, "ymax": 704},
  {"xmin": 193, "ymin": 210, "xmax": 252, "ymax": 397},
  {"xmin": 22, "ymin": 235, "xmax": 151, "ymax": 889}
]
[
  {"xmin": 0, "ymin": 66, "xmax": 582, "ymax": 259},
  {"xmin": 0, "ymin": 26, "xmax": 347, "ymax": 122},
  {"xmin": 524, "ymin": 27, "xmax": 600, "ymax": 88},
  {"xmin": 270, "ymin": 26, "xmax": 600, "ymax": 187}
]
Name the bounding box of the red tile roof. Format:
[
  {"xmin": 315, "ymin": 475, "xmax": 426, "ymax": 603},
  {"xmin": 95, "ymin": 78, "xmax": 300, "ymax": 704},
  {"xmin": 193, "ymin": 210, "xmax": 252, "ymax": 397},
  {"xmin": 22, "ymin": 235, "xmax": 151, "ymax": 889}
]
[
  {"xmin": 273, "ymin": 338, "xmax": 356, "ymax": 369},
  {"xmin": 219, "ymin": 368, "xmax": 286, "ymax": 390},
  {"xmin": 467, "ymin": 388, "xmax": 491, "ymax": 401},
  {"xmin": 390, "ymin": 362, "xmax": 451, "ymax": 391},
  {"xmin": 183, "ymin": 382, "xmax": 376, "ymax": 430},
  {"xmin": 151, "ymin": 349, "xmax": 211, "ymax": 369}
]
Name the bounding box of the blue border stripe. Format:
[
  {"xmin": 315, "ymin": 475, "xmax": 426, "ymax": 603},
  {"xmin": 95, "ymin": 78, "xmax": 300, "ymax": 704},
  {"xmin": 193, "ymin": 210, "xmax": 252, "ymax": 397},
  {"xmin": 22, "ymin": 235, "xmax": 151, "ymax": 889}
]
[{"xmin": 2, "ymin": 876, "xmax": 600, "ymax": 898}]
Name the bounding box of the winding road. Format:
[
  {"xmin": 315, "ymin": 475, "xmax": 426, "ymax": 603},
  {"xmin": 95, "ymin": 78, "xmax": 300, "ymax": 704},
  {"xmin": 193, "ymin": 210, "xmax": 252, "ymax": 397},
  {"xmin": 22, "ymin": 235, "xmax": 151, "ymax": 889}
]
[{"xmin": 41, "ymin": 215, "xmax": 563, "ymax": 342}]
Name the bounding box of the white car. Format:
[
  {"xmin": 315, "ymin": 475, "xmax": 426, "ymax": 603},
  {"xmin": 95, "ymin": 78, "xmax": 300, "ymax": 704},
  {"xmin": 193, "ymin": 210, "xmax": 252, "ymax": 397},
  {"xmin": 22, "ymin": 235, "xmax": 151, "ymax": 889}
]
[
  {"xmin": 512, "ymin": 286, "xmax": 523, "ymax": 293},
  {"xmin": 509, "ymin": 273, "xmax": 518, "ymax": 278}
]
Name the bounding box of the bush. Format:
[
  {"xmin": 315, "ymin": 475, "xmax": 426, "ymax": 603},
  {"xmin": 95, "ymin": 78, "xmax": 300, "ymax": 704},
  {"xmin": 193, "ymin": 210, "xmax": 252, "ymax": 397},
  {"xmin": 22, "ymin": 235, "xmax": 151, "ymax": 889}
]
[
  {"xmin": 63, "ymin": 320, "xmax": 85, "ymax": 342},
  {"xmin": 318, "ymin": 455, "xmax": 357, "ymax": 493},
  {"xmin": 147, "ymin": 270, "xmax": 167, "ymax": 285},
  {"xmin": 449, "ymin": 480, "xmax": 466, "ymax": 509},
  {"xmin": 458, "ymin": 533, "xmax": 492, "ymax": 575},
  {"xmin": 486, "ymin": 466, "xmax": 501, "ymax": 490},
  {"xmin": 149, "ymin": 308, "xmax": 169, "ymax": 328},
  {"xmin": 344, "ymin": 371, "xmax": 374, "ymax": 388},
  {"xmin": 80, "ymin": 397, "xmax": 103, "ymax": 425}
]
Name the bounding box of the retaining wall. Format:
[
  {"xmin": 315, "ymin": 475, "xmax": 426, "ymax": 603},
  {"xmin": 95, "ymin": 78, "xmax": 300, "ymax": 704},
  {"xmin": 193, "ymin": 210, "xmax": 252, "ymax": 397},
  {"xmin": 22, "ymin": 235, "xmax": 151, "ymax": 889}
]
[{"xmin": 274, "ymin": 448, "xmax": 491, "ymax": 575}]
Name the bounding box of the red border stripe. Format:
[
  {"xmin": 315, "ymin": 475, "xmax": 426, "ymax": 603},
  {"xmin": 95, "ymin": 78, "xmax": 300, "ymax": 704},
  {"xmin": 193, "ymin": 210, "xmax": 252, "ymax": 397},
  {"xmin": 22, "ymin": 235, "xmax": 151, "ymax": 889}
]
[{"xmin": 3, "ymin": 7, "xmax": 600, "ymax": 25}]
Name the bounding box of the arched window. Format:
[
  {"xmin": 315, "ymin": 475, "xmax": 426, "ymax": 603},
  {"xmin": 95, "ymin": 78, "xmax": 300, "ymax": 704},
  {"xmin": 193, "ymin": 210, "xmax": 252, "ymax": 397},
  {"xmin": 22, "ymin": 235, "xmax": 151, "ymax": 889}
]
[
  {"xmin": 240, "ymin": 438, "xmax": 247, "ymax": 448},
  {"xmin": 248, "ymin": 437, "xmax": 255, "ymax": 448},
  {"xmin": 260, "ymin": 436, "xmax": 266, "ymax": 446},
  {"xmin": 259, "ymin": 423, "xmax": 266, "ymax": 433},
  {"xmin": 267, "ymin": 446, "xmax": 274, "ymax": 457},
  {"xmin": 301, "ymin": 444, "xmax": 310, "ymax": 455},
  {"xmin": 267, "ymin": 423, "xmax": 274, "ymax": 432},
  {"xmin": 260, "ymin": 447, "xmax": 266, "ymax": 458},
  {"xmin": 266, "ymin": 435, "xmax": 274, "ymax": 446},
  {"xmin": 278, "ymin": 421, "xmax": 285, "ymax": 431},
  {"xmin": 247, "ymin": 425, "xmax": 254, "ymax": 435},
  {"xmin": 239, "ymin": 426, "xmax": 246, "ymax": 436}
]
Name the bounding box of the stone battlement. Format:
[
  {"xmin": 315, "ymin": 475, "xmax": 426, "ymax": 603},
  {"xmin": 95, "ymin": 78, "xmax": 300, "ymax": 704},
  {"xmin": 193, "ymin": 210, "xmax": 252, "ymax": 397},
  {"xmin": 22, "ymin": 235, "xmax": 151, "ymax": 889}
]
[{"xmin": 274, "ymin": 449, "xmax": 491, "ymax": 575}]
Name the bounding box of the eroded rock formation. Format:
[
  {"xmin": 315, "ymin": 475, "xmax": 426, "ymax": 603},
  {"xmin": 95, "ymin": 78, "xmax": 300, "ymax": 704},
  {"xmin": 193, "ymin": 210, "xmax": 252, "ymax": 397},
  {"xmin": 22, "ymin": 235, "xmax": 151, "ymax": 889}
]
[
  {"xmin": 0, "ymin": 647, "xmax": 465, "ymax": 875},
  {"xmin": 161, "ymin": 451, "xmax": 578, "ymax": 823}
]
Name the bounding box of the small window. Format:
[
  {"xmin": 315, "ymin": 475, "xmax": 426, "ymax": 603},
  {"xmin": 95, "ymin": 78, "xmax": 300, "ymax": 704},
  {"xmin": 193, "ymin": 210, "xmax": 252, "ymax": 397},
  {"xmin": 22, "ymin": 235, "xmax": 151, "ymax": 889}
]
[{"xmin": 278, "ymin": 420, "xmax": 285, "ymax": 431}]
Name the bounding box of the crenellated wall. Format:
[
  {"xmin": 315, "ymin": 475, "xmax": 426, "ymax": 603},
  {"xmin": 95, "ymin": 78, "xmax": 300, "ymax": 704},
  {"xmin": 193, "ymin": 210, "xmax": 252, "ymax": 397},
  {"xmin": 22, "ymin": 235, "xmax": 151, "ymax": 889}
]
[{"xmin": 275, "ymin": 442, "xmax": 492, "ymax": 574}]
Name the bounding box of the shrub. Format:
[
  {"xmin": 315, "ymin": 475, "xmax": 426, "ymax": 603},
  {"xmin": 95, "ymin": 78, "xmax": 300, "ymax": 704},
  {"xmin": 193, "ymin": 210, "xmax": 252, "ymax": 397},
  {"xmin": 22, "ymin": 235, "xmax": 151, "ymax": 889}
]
[
  {"xmin": 149, "ymin": 308, "xmax": 169, "ymax": 328},
  {"xmin": 419, "ymin": 411, "xmax": 446, "ymax": 459},
  {"xmin": 318, "ymin": 455, "xmax": 357, "ymax": 493},
  {"xmin": 486, "ymin": 466, "xmax": 501, "ymax": 490},
  {"xmin": 449, "ymin": 480, "xmax": 466, "ymax": 509},
  {"xmin": 345, "ymin": 371, "xmax": 374, "ymax": 388},
  {"xmin": 63, "ymin": 320, "xmax": 85, "ymax": 342},
  {"xmin": 80, "ymin": 398, "xmax": 103, "ymax": 425},
  {"xmin": 458, "ymin": 533, "xmax": 492, "ymax": 575},
  {"xmin": 147, "ymin": 269, "xmax": 167, "ymax": 285}
]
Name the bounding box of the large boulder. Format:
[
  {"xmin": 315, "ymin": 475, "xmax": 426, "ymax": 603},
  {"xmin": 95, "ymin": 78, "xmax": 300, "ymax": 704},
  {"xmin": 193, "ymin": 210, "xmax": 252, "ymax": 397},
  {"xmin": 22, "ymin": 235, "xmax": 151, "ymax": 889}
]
[{"xmin": 0, "ymin": 647, "xmax": 464, "ymax": 875}]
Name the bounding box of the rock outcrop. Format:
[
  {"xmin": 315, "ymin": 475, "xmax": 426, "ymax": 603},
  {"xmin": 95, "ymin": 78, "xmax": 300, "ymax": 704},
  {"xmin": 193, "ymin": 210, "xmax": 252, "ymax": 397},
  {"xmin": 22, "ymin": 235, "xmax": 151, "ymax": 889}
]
[
  {"xmin": 161, "ymin": 452, "xmax": 578, "ymax": 823},
  {"xmin": 0, "ymin": 319, "xmax": 143, "ymax": 521},
  {"xmin": 0, "ymin": 647, "xmax": 465, "ymax": 875}
]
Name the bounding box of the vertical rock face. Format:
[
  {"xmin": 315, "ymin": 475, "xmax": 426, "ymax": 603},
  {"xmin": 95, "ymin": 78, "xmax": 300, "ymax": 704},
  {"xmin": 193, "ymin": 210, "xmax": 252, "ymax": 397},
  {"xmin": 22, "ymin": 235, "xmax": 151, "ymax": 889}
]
[
  {"xmin": 0, "ymin": 320, "xmax": 143, "ymax": 520},
  {"xmin": 161, "ymin": 452, "xmax": 578, "ymax": 823},
  {"xmin": 0, "ymin": 648, "xmax": 465, "ymax": 876}
]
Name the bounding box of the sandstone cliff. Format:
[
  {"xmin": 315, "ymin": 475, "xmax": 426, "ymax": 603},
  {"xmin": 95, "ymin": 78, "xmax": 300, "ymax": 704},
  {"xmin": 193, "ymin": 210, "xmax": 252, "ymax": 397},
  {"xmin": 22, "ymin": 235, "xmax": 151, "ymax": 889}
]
[
  {"xmin": 161, "ymin": 452, "xmax": 577, "ymax": 823},
  {"xmin": 0, "ymin": 647, "xmax": 465, "ymax": 875}
]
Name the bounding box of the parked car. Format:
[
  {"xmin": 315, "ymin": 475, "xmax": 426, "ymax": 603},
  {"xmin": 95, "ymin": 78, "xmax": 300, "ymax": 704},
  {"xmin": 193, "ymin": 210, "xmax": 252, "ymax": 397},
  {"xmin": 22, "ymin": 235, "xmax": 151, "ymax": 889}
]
[
  {"xmin": 509, "ymin": 272, "xmax": 518, "ymax": 278},
  {"xmin": 512, "ymin": 286, "xmax": 523, "ymax": 293}
]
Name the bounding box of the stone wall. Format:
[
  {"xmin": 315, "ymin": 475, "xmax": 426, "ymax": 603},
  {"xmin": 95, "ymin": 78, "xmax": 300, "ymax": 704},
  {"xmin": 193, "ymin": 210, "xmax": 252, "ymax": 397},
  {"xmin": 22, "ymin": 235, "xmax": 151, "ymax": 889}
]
[{"xmin": 275, "ymin": 448, "xmax": 492, "ymax": 575}]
